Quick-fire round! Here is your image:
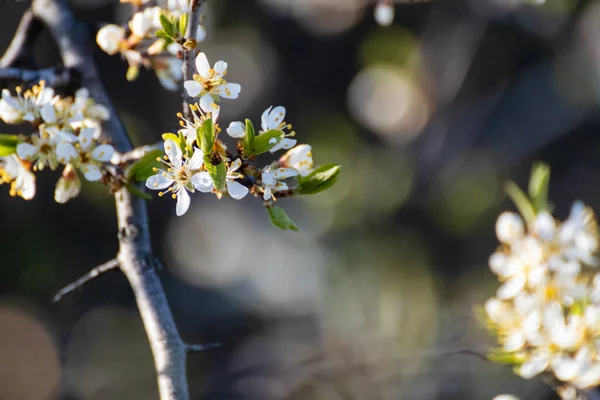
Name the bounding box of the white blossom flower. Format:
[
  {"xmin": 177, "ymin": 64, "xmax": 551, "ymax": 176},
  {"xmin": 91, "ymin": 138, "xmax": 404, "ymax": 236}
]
[
  {"xmin": 260, "ymin": 106, "xmax": 297, "ymax": 153},
  {"xmin": 226, "ymin": 121, "xmax": 245, "ymax": 139},
  {"xmin": 183, "ymin": 52, "xmax": 241, "ymax": 113},
  {"xmin": 224, "ymin": 159, "xmax": 249, "ymax": 200},
  {"xmin": 68, "ymin": 88, "xmax": 110, "ymax": 123},
  {"xmin": 0, "ymin": 155, "xmax": 35, "ymax": 199},
  {"xmin": 261, "ymin": 167, "xmax": 297, "ymax": 201},
  {"xmin": 178, "ymin": 103, "xmax": 219, "ymax": 147},
  {"xmin": 374, "ymin": 1, "xmax": 394, "ymax": 27},
  {"xmin": 54, "ymin": 164, "xmax": 81, "ymax": 204},
  {"xmin": 145, "ymin": 139, "xmax": 213, "ymax": 216},
  {"xmin": 130, "ymin": 7, "xmax": 161, "ymax": 38},
  {"xmin": 96, "ymin": 24, "xmax": 125, "ymax": 55},
  {"xmin": 55, "ymin": 127, "xmax": 114, "ymax": 181},
  {"xmin": 279, "ymin": 144, "xmax": 314, "ymax": 176},
  {"xmin": 0, "ymin": 84, "xmax": 55, "ymax": 124},
  {"xmin": 16, "ymin": 130, "xmax": 68, "ymax": 171}
]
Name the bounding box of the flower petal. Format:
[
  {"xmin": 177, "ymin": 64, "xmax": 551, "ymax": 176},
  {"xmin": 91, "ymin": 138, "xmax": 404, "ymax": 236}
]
[
  {"xmin": 55, "ymin": 143, "xmax": 78, "ymax": 164},
  {"xmin": 184, "ymin": 80, "xmax": 202, "ymax": 97},
  {"xmin": 195, "ymin": 52, "xmax": 210, "ymax": 77},
  {"xmin": 91, "ymin": 144, "xmax": 115, "ymax": 162},
  {"xmin": 191, "ymin": 171, "xmax": 213, "ymax": 193},
  {"xmin": 16, "ymin": 143, "xmax": 38, "ymax": 161},
  {"xmin": 261, "ymin": 106, "xmax": 273, "ymax": 132},
  {"xmin": 188, "ymin": 148, "xmax": 204, "ymax": 170},
  {"xmin": 496, "ymin": 212, "xmax": 524, "ymax": 244},
  {"xmin": 163, "ymin": 139, "xmax": 182, "ymax": 166},
  {"xmin": 40, "ymin": 104, "xmax": 56, "ymax": 123},
  {"xmin": 227, "ymin": 121, "xmax": 245, "ymax": 138},
  {"xmin": 78, "ymin": 128, "xmax": 96, "ymax": 151},
  {"xmin": 226, "ymin": 180, "xmax": 248, "ymax": 200},
  {"xmin": 81, "ymin": 164, "xmax": 102, "ymax": 181},
  {"xmin": 213, "ymin": 60, "xmax": 228, "ymax": 77},
  {"xmin": 214, "ymin": 83, "xmax": 240, "ymax": 99},
  {"xmin": 176, "ymin": 189, "xmax": 191, "ymax": 216},
  {"xmin": 517, "ymin": 352, "xmax": 549, "ymax": 379},
  {"xmin": 199, "ymin": 94, "xmax": 219, "ymax": 114},
  {"xmin": 496, "ymin": 275, "xmax": 526, "ymax": 299},
  {"xmin": 268, "ymin": 106, "xmax": 286, "ymax": 129},
  {"xmin": 146, "ymin": 173, "xmax": 173, "ymax": 190},
  {"xmin": 273, "ymin": 167, "xmax": 298, "ymax": 179}
]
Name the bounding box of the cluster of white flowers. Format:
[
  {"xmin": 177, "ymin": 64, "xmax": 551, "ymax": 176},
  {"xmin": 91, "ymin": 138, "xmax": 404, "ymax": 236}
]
[
  {"xmin": 146, "ymin": 51, "xmax": 318, "ymax": 216},
  {"xmin": 0, "ymin": 81, "xmax": 112, "ymax": 202},
  {"xmin": 484, "ymin": 201, "xmax": 600, "ymax": 398},
  {"xmin": 96, "ymin": 0, "xmax": 206, "ymax": 90}
]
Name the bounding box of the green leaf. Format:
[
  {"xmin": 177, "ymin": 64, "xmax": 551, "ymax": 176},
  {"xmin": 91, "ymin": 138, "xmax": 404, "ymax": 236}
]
[
  {"xmin": 266, "ymin": 206, "xmax": 299, "ymax": 231},
  {"xmin": 178, "ymin": 13, "xmax": 188, "ymax": 36},
  {"xmin": 126, "ymin": 150, "xmax": 164, "ymax": 182},
  {"xmin": 159, "ymin": 11, "xmax": 176, "ymax": 37},
  {"xmin": 205, "ymin": 161, "xmax": 226, "ymax": 191},
  {"xmin": 242, "ymin": 119, "xmax": 255, "ymax": 159},
  {"xmin": 155, "ymin": 29, "xmax": 172, "ymax": 40},
  {"xmin": 124, "ymin": 182, "xmax": 152, "ymax": 200},
  {"xmin": 487, "ymin": 349, "xmax": 525, "ymax": 365},
  {"xmin": 296, "ymin": 164, "xmax": 341, "ymax": 195},
  {"xmin": 505, "ymin": 181, "xmax": 535, "ymax": 225},
  {"xmin": 197, "ymin": 118, "xmax": 215, "ymax": 156},
  {"xmin": 253, "ymin": 129, "xmax": 284, "ymax": 155},
  {"xmin": 528, "ymin": 162, "xmax": 551, "ymax": 213},
  {"xmin": 0, "ymin": 134, "xmax": 19, "ymax": 156}
]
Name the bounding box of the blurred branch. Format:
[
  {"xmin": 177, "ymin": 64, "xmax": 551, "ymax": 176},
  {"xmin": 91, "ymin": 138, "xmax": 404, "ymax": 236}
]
[
  {"xmin": 29, "ymin": 1, "xmax": 192, "ymax": 399},
  {"xmin": 0, "ymin": 66, "xmax": 73, "ymax": 88},
  {"xmin": 52, "ymin": 258, "xmax": 119, "ymax": 302},
  {"xmin": 113, "ymin": 142, "xmax": 162, "ymax": 164},
  {"xmin": 0, "ymin": 9, "xmax": 42, "ymax": 68},
  {"xmin": 181, "ymin": 0, "xmax": 206, "ymax": 119},
  {"xmin": 186, "ymin": 342, "xmax": 221, "ymax": 353}
]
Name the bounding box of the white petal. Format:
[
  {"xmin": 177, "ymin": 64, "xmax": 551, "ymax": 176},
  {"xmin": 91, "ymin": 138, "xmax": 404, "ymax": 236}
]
[
  {"xmin": 91, "ymin": 144, "xmax": 114, "ymax": 162},
  {"xmin": 552, "ymin": 356, "xmax": 580, "ymax": 381},
  {"xmin": 176, "ymin": 189, "xmax": 191, "ymax": 216},
  {"xmin": 191, "ymin": 171, "xmax": 213, "ymax": 192},
  {"xmin": 184, "ymin": 80, "xmax": 202, "ymax": 97},
  {"xmin": 227, "ymin": 121, "xmax": 245, "ymax": 138},
  {"xmin": 267, "ymin": 106, "xmax": 286, "ymax": 129},
  {"xmin": 199, "ymin": 94, "xmax": 219, "ymax": 113},
  {"xmin": 574, "ymin": 364, "xmax": 600, "ymax": 388},
  {"xmin": 374, "ymin": 2, "xmax": 394, "ymax": 26},
  {"xmin": 262, "ymin": 171, "xmax": 274, "ymax": 185},
  {"xmin": 40, "ymin": 104, "xmax": 56, "ymax": 123},
  {"xmin": 496, "ymin": 275, "xmax": 526, "ymax": 299},
  {"xmin": 532, "ymin": 211, "xmax": 556, "ymax": 241},
  {"xmin": 195, "ymin": 52, "xmax": 210, "ymax": 77},
  {"xmin": 54, "ymin": 172, "xmax": 81, "ymax": 204},
  {"xmin": 503, "ymin": 331, "xmax": 525, "ymax": 352},
  {"xmin": 81, "ymin": 164, "xmax": 102, "ymax": 181},
  {"xmin": 16, "ymin": 143, "xmax": 38, "ymax": 160},
  {"xmin": 484, "ymin": 298, "xmax": 510, "ymax": 324},
  {"xmin": 517, "ymin": 353, "xmax": 549, "ymax": 379},
  {"xmin": 187, "ymin": 149, "xmax": 204, "ymax": 170},
  {"xmin": 195, "ymin": 25, "xmax": 207, "ymax": 42},
  {"xmin": 55, "ymin": 143, "xmax": 78, "ymax": 164},
  {"xmin": 213, "ymin": 60, "xmax": 228, "ymax": 76},
  {"xmin": 214, "ymin": 83, "xmax": 240, "ymax": 99},
  {"xmin": 78, "ymin": 128, "xmax": 95, "ymax": 151},
  {"xmin": 269, "ymin": 138, "xmax": 296, "ymax": 153},
  {"xmin": 226, "ymin": 180, "xmax": 248, "ymax": 200},
  {"xmin": 228, "ymin": 158, "xmax": 242, "ymax": 173},
  {"xmin": 273, "ymin": 168, "xmax": 298, "ymax": 179},
  {"xmin": 146, "ymin": 173, "xmax": 173, "ymax": 190},
  {"xmin": 261, "ymin": 106, "xmax": 273, "ymax": 132},
  {"xmin": 496, "ymin": 212, "xmax": 524, "ymax": 244},
  {"xmin": 17, "ymin": 171, "xmax": 36, "ymax": 200},
  {"xmin": 163, "ymin": 139, "xmax": 182, "ymax": 166},
  {"xmin": 37, "ymin": 87, "xmax": 55, "ymax": 105}
]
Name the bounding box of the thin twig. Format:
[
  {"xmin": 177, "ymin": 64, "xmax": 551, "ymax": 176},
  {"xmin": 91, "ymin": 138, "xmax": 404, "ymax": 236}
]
[
  {"xmin": 30, "ymin": 1, "xmax": 191, "ymax": 399},
  {"xmin": 186, "ymin": 342, "xmax": 221, "ymax": 353},
  {"xmin": 181, "ymin": 0, "xmax": 206, "ymax": 119},
  {"xmin": 113, "ymin": 142, "xmax": 162, "ymax": 164},
  {"xmin": 0, "ymin": 66, "xmax": 73, "ymax": 88},
  {"xmin": 0, "ymin": 9, "xmax": 43, "ymax": 68},
  {"xmin": 52, "ymin": 259, "xmax": 119, "ymax": 303}
]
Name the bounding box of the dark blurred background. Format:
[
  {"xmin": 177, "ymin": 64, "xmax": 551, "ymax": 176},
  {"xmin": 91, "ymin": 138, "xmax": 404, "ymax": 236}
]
[{"xmin": 2, "ymin": 0, "xmax": 599, "ymax": 398}]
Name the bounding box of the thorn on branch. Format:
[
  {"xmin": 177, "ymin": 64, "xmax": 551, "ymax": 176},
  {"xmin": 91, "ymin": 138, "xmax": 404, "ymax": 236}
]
[
  {"xmin": 186, "ymin": 342, "xmax": 221, "ymax": 353},
  {"xmin": 52, "ymin": 258, "xmax": 120, "ymax": 302}
]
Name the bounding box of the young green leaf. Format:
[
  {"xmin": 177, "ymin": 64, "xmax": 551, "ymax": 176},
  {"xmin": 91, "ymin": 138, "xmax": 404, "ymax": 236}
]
[
  {"xmin": 242, "ymin": 119, "xmax": 255, "ymax": 159},
  {"xmin": 253, "ymin": 129, "xmax": 284, "ymax": 155},
  {"xmin": 205, "ymin": 161, "xmax": 226, "ymax": 191},
  {"xmin": 159, "ymin": 11, "xmax": 176, "ymax": 37},
  {"xmin": 155, "ymin": 29, "xmax": 172, "ymax": 40},
  {"xmin": 528, "ymin": 162, "xmax": 551, "ymax": 213},
  {"xmin": 0, "ymin": 134, "xmax": 19, "ymax": 156},
  {"xmin": 266, "ymin": 206, "xmax": 299, "ymax": 231},
  {"xmin": 178, "ymin": 13, "xmax": 188, "ymax": 36},
  {"xmin": 126, "ymin": 150, "xmax": 164, "ymax": 182},
  {"xmin": 124, "ymin": 181, "xmax": 152, "ymax": 200},
  {"xmin": 162, "ymin": 133, "xmax": 179, "ymax": 143},
  {"xmin": 296, "ymin": 164, "xmax": 341, "ymax": 195},
  {"xmin": 505, "ymin": 181, "xmax": 535, "ymax": 225},
  {"xmin": 197, "ymin": 118, "xmax": 215, "ymax": 157}
]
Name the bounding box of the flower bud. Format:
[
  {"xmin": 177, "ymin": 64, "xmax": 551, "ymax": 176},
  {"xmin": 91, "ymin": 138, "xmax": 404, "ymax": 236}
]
[
  {"xmin": 96, "ymin": 25, "xmax": 125, "ymax": 55},
  {"xmin": 54, "ymin": 164, "xmax": 81, "ymax": 204},
  {"xmin": 495, "ymin": 212, "xmax": 524, "ymax": 244},
  {"xmin": 374, "ymin": 1, "xmax": 394, "ymax": 27}
]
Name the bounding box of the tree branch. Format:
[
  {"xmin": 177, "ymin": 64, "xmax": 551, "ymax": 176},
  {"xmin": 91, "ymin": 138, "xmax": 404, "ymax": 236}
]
[
  {"xmin": 0, "ymin": 66, "xmax": 73, "ymax": 88},
  {"xmin": 52, "ymin": 258, "xmax": 119, "ymax": 302},
  {"xmin": 181, "ymin": 0, "xmax": 206, "ymax": 119},
  {"xmin": 29, "ymin": 1, "xmax": 191, "ymax": 399},
  {"xmin": 0, "ymin": 9, "xmax": 43, "ymax": 68}
]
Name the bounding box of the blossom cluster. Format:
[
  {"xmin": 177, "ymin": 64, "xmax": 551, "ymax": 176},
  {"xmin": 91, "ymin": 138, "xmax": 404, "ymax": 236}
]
[
  {"xmin": 484, "ymin": 199, "xmax": 600, "ymax": 398},
  {"xmin": 145, "ymin": 51, "xmax": 327, "ymax": 219},
  {"xmin": 96, "ymin": 0, "xmax": 206, "ymax": 90},
  {"xmin": 0, "ymin": 82, "xmax": 113, "ymax": 203}
]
